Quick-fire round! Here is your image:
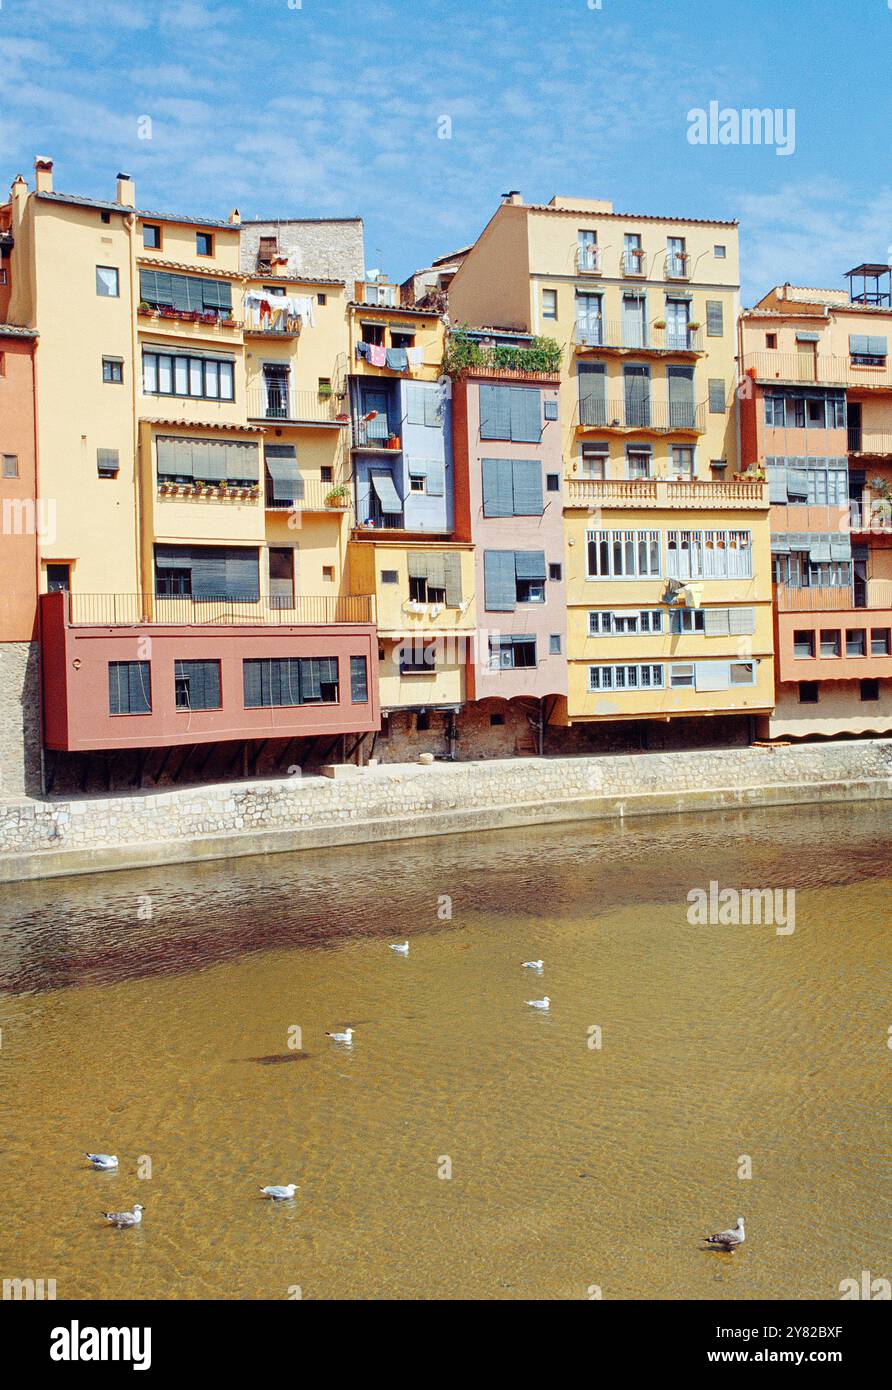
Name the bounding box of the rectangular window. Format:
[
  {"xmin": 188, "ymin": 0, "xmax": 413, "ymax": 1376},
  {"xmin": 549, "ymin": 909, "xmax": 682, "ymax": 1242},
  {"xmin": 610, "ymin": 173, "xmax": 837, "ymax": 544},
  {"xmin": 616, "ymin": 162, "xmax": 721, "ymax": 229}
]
[
  {"xmin": 96, "ymin": 265, "xmax": 119, "ymax": 297},
  {"xmin": 861, "ymin": 678, "xmax": 880, "ymax": 702},
  {"xmin": 730, "ymin": 662, "xmax": 755, "ymax": 685},
  {"xmin": 541, "ymin": 289, "xmax": 558, "ymax": 320},
  {"xmin": 400, "ymin": 641, "xmax": 437, "ymax": 675},
  {"xmin": 870, "ymin": 628, "xmax": 891, "ymax": 656},
  {"xmin": 155, "ymin": 544, "xmax": 260, "ymax": 601},
  {"xmin": 819, "ymin": 629, "xmax": 841, "ymax": 658},
  {"xmin": 706, "ymin": 300, "xmax": 724, "ymax": 336},
  {"xmin": 793, "ymin": 630, "xmax": 815, "ymax": 658},
  {"xmin": 666, "ymin": 529, "xmax": 752, "ymax": 581},
  {"xmin": 108, "ymin": 660, "xmax": 151, "ymax": 715},
  {"xmin": 580, "ymin": 443, "xmax": 608, "ymax": 478},
  {"xmin": 798, "ymin": 680, "xmax": 819, "ymax": 704},
  {"xmin": 143, "ymin": 224, "xmax": 161, "ymax": 249},
  {"xmin": 670, "ymin": 664, "xmax": 695, "ymax": 688},
  {"xmin": 350, "ymin": 655, "xmax": 369, "ymax": 703},
  {"xmin": 714, "ymin": 244, "xmax": 727, "ymax": 258},
  {"xmin": 549, "ymin": 634, "xmax": 561, "ymax": 655},
  {"xmin": 489, "ymin": 636, "xmax": 537, "ymax": 670},
  {"xmin": 243, "ymin": 657, "xmax": 338, "ymax": 707},
  {"xmin": 589, "ymin": 663, "xmax": 663, "ymax": 690},
  {"xmin": 548, "ymin": 563, "xmax": 562, "ymax": 581},
  {"xmin": 46, "ymin": 563, "xmax": 71, "ymax": 592},
  {"xmin": 2, "ymin": 454, "xmax": 18, "ymax": 478},
  {"xmin": 626, "ymin": 446, "xmax": 652, "ymax": 480},
  {"xmin": 585, "ymin": 529, "xmax": 661, "ymax": 579},
  {"xmin": 381, "ymin": 569, "xmax": 399, "ymax": 584},
  {"xmin": 846, "ymin": 629, "xmax": 866, "ymax": 657},
  {"xmin": 174, "ymin": 659, "xmax": 222, "ymax": 711},
  {"xmin": 139, "ymin": 268, "xmax": 232, "ymax": 316},
  {"xmin": 97, "ymin": 448, "xmax": 119, "ymax": 478},
  {"xmin": 671, "ymin": 446, "xmax": 694, "ymax": 480},
  {"xmin": 479, "ymin": 385, "xmax": 541, "ymax": 443},
  {"xmin": 481, "ymin": 457, "xmax": 543, "ymax": 517},
  {"xmin": 142, "ymin": 350, "xmax": 235, "ymax": 401},
  {"xmin": 196, "ymin": 232, "xmax": 213, "ymax": 256},
  {"xmin": 546, "ymin": 473, "xmax": 560, "ymax": 492},
  {"xmin": 670, "ymin": 609, "xmax": 705, "ymax": 634},
  {"xmin": 102, "ymin": 357, "xmax": 123, "ymax": 383},
  {"xmin": 708, "ymin": 379, "xmax": 726, "ymax": 414},
  {"xmin": 766, "ymin": 333, "xmax": 777, "ymax": 349}
]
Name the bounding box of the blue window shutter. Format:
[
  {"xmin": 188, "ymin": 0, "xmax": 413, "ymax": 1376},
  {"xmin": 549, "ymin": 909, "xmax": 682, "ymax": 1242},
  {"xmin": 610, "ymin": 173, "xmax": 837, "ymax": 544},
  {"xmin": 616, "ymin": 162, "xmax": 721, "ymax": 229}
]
[
  {"xmin": 511, "ymin": 459, "xmax": 543, "ymax": 515},
  {"xmin": 423, "ymin": 387, "xmax": 441, "ymax": 427},
  {"xmin": 850, "ymin": 334, "xmax": 869, "ymax": 354},
  {"xmin": 544, "ymin": 399, "xmax": 558, "ymax": 420},
  {"xmin": 510, "ymin": 388, "xmax": 541, "ymax": 443},
  {"xmin": 868, "ymin": 335, "xmax": 887, "ymax": 356},
  {"xmin": 479, "ymin": 385, "xmax": 512, "ymax": 440},
  {"xmin": 406, "ymin": 385, "xmax": 425, "ymax": 425},
  {"xmin": 192, "ymin": 547, "xmax": 226, "ymax": 599},
  {"xmin": 706, "ymin": 300, "xmax": 724, "ymax": 336},
  {"xmin": 483, "ymin": 550, "xmax": 517, "ymax": 611},
  {"xmin": 225, "ymin": 548, "xmax": 259, "ymax": 601},
  {"xmin": 482, "ymin": 458, "xmax": 514, "ymax": 517},
  {"xmin": 426, "ymin": 459, "xmax": 445, "ymax": 496},
  {"xmin": 514, "ymin": 550, "xmax": 546, "ymax": 579}
]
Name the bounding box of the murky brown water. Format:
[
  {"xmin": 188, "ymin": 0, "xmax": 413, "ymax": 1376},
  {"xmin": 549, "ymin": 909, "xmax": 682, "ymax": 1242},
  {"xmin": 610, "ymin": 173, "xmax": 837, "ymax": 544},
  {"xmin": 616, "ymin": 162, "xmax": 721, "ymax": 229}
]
[{"xmin": 0, "ymin": 802, "xmax": 889, "ymax": 1300}]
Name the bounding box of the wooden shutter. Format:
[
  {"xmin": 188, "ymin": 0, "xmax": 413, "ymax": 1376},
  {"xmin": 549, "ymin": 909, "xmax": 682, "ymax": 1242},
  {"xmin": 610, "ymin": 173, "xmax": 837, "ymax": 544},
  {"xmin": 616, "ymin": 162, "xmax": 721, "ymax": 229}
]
[
  {"xmin": 706, "ymin": 301, "xmax": 724, "ymax": 336},
  {"xmin": 479, "ymin": 385, "xmax": 512, "ymax": 440},
  {"xmin": 191, "ymin": 547, "xmax": 227, "ymax": 599},
  {"xmin": 708, "ymin": 378, "xmax": 726, "ymax": 413},
  {"xmin": 243, "ymin": 658, "xmax": 264, "ymax": 707},
  {"xmin": 481, "ymin": 458, "xmax": 514, "ymax": 517},
  {"xmin": 668, "ymin": 366, "xmax": 695, "ymax": 428},
  {"xmin": 483, "ymin": 550, "xmax": 517, "ymax": 611},
  {"xmin": 511, "ymin": 459, "xmax": 543, "ymax": 515},
  {"xmin": 514, "ymin": 550, "xmax": 546, "ymax": 579},
  {"xmin": 509, "ymin": 388, "xmax": 541, "ymax": 443},
  {"xmin": 577, "ymin": 363, "xmax": 607, "ymax": 426},
  {"xmin": 225, "ymin": 548, "xmax": 260, "ymax": 600},
  {"xmin": 442, "ymin": 551, "xmax": 462, "ymax": 606}
]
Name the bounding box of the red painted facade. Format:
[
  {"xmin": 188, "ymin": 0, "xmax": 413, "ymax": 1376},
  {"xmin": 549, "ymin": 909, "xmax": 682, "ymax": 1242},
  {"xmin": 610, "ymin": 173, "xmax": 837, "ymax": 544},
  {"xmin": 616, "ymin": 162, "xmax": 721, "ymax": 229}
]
[
  {"xmin": 0, "ymin": 329, "xmax": 39, "ymax": 643},
  {"xmin": 41, "ymin": 592, "xmax": 380, "ymax": 751}
]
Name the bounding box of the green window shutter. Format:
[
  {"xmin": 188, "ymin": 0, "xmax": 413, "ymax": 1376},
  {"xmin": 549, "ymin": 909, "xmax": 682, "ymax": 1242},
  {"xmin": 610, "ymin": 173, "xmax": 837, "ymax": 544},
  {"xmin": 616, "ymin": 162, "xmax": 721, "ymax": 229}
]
[
  {"xmin": 511, "ymin": 459, "xmax": 543, "ymax": 515},
  {"xmin": 228, "ymin": 441, "xmax": 259, "ymax": 483},
  {"xmin": 300, "ymin": 658, "xmax": 322, "ymax": 702},
  {"xmin": 191, "ymin": 547, "xmax": 227, "ymax": 599},
  {"xmin": 225, "ymin": 548, "xmax": 259, "ymax": 600},
  {"xmin": 509, "ymin": 387, "xmax": 541, "ymax": 443},
  {"xmin": 169, "ymin": 274, "xmax": 191, "ymax": 311},
  {"xmin": 425, "ymin": 552, "xmax": 446, "ymax": 589},
  {"xmin": 479, "ymin": 385, "xmax": 512, "ymax": 440},
  {"xmin": 706, "ymin": 300, "xmax": 724, "ymax": 336},
  {"xmin": 139, "ymin": 268, "xmax": 157, "ymax": 303},
  {"xmin": 191, "ymin": 440, "xmax": 212, "ymax": 483},
  {"xmin": 708, "ymin": 378, "xmax": 726, "ymax": 413},
  {"xmin": 407, "ymin": 552, "xmax": 430, "ymax": 581},
  {"xmin": 483, "ymin": 550, "xmax": 517, "ymax": 611},
  {"xmin": 442, "ymin": 551, "xmax": 462, "ymax": 606},
  {"xmin": 577, "ymin": 363, "xmax": 607, "ymax": 426},
  {"xmin": 481, "ymin": 458, "xmax": 514, "ymax": 517}
]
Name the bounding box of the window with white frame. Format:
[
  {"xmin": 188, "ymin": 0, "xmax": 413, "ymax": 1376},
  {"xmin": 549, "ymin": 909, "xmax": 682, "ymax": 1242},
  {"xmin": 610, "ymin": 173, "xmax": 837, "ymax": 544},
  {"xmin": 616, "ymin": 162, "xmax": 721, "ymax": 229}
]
[
  {"xmin": 580, "ymin": 443, "xmax": 609, "ymax": 478},
  {"xmin": 626, "ymin": 445, "xmax": 652, "ymax": 480},
  {"xmin": 586, "ymin": 529, "xmax": 661, "ymax": 579},
  {"xmin": 666, "ymin": 529, "xmax": 752, "ymax": 580},
  {"xmin": 589, "ymin": 663, "xmax": 664, "ymax": 691},
  {"xmin": 670, "ymin": 608, "xmax": 705, "ymax": 633},
  {"xmin": 669, "ymin": 663, "xmax": 695, "ymax": 688},
  {"xmin": 588, "ymin": 609, "xmax": 663, "ymax": 635},
  {"xmin": 671, "ymin": 445, "xmax": 695, "ymax": 480}
]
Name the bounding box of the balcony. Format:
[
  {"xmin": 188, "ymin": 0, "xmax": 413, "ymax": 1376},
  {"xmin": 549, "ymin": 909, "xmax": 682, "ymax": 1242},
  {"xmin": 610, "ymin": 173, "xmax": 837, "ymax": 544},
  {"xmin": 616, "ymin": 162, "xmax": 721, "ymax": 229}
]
[
  {"xmin": 575, "ymin": 400, "xmax": 707, "ymax": 434},
  {"xmin": 575, "ymin": 245, "xmax": 602, "ymax": 275},
  {"xmin": 743, "ymin": 351, "xmax": 892, "ymax": 390},
  {"xmin": 565, "ymin": 478, "xmax": 768, "ymax": 510},
  {"xmin": 665, "ymin": 252, "xmax": 691, "ymax": 280},
  {"xmin": 575, "ymin": 320, "xmax": 704, "ymax": 355},
  {"xmin": 621, "ymin": 249, "xmax": 647, "ymax": 278},
  {"xmin": 265, "ymin": 478, "xmax": 353, "ymax": 513},
  {"xmin": 352, "ymin": 416, "xmax": 401, "ymax": 450},
  {"xmin": 247, "ymin": 388, "xmax": 347, "ymax": 425},
  {"xmin": 358, "ymin": 281, "xmax": 399, "ymax": 307},
  {"xmin": 774, "ymin": 579, "xmax": 892, "ymax": 612},
  {"xmin": 66, "ymin": 592, "xmax": 374, "ymax": 626},
  {"xmin": 848, "ymin": 430, "xmax": 892, "ymax": 458}
]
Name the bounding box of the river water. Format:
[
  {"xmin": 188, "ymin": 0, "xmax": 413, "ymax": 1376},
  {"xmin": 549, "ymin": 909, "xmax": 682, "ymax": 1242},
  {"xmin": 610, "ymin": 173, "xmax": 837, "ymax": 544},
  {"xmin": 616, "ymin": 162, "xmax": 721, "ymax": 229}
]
[{"xmin": 0, "ymin": 802, "xmax": 889, "ymax": 1300}]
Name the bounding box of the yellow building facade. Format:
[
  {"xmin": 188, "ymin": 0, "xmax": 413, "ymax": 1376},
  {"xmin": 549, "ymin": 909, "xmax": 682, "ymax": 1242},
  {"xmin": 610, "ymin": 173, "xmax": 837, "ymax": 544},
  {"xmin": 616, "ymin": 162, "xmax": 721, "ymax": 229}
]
[{"xmin": 448, "ymin": 193, "xmax": 774, "ymax": 731}]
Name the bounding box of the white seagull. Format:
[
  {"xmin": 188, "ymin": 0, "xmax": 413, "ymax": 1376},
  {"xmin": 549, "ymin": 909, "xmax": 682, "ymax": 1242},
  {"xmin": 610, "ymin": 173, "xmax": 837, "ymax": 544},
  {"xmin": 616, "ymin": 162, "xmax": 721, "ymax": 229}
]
[
  {"xmin": 85, "ymin": 1153, "xmax": 118, "ymax": 1170},
  {"xmin": 389, "ymin": 941, "xmax": 410, "ymax": 955},
  {"xmin": 526, "ymin": 996, "xmax": 550, "ymax": 1011},
  {"xmin": 102, "ymin": 1203, "xmax": 143, "ymax": 1229},
  {"xmin": 260, "ymin": 1184, "xmax": 298, "ymax": 1201},
  {"xmin": 326, "ymin": 1027, "xmax": 355, "ymax": 1044},
  {"xmin": 522, "ymin": 960, "xmax": 544, "ymax": 970},
  {"xmin": 703, "ymin": 1217, "xmax": 746, "ymax": 1252}
]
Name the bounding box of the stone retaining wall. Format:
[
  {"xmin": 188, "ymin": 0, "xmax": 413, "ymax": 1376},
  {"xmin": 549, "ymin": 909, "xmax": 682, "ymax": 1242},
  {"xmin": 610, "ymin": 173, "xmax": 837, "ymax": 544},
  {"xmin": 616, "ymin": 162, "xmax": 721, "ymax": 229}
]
[{"xmin": 1, "ymin": 739, "xmax": 890, "ymax": 882}]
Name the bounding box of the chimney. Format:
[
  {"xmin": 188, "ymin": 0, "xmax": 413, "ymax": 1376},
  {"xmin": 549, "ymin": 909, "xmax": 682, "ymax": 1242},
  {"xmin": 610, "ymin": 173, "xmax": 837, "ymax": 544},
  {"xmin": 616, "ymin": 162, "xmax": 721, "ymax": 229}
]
[
  {"xmin": 116, "ymin": 172, "xmax": 135, "ymax": 208},
  {"xmin": 501, "ymin": 190, "xmax": 523, "ymax": 205},
  {"xmin": 34, "ymin": 157, "xmax": 53, "ymax": 194},
  {"xmin": 228, "ymin": 207, "xmax": 241, "ymax": 225}
]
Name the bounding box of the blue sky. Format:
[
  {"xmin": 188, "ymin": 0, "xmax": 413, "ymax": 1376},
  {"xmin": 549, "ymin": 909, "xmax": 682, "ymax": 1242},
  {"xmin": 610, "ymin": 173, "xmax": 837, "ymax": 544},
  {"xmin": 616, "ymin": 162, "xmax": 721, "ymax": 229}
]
[{"xmin": 1, "ymin": 0, "xmax": 890, "ymax": 303}]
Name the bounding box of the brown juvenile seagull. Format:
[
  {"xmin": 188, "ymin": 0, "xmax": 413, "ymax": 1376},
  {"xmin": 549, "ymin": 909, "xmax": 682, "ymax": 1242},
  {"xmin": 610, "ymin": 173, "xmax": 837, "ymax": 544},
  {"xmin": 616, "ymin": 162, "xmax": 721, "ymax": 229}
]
[
  {"xmin": 703, "ymin": 1216, "xmax": 745, "ymax": 1251},
  {"xmin": 102, "ymin": 1204, "xmax": 144, "ymax": 1229}
]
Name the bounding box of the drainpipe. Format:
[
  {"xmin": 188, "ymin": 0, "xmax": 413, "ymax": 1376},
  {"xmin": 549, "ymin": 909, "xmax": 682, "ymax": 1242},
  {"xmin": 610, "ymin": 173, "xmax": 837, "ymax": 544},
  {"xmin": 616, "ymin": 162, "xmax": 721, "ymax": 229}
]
[{"xmin": 125, "ymin": 212, "xmax": 143, "ymax": 612}]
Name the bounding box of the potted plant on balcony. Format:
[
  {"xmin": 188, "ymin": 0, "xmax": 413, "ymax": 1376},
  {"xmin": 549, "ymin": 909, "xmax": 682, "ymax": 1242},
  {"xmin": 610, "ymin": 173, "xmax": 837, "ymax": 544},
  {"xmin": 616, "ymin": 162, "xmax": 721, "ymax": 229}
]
[
  {"xmin": 318, "ymin": 383, "xmax": 333, "ymax": 399},
  {"xmin": 386, "ymin": 433, "xmax": 401, "ymax": 450},
  {"xmin": 201, "ymin": 310, "xmax": 217, "ymax": 325},
  {"xmin": 653, "ymin": 318, "xmax": 666, "ymax": 330},
  {"xmin": 138, "ymin": 301, "xmax": 153, "ymax": 315},
  {"xmin": 160, "ymin": 306, "xmax": 177, "ymax": 320},
  {"xmin": 325, "ymin": 484, "xmax": 350, "ymax": 507},
  {"xmin": 688, "ymin": 320, "xmax": 701, "ymax": 332}
]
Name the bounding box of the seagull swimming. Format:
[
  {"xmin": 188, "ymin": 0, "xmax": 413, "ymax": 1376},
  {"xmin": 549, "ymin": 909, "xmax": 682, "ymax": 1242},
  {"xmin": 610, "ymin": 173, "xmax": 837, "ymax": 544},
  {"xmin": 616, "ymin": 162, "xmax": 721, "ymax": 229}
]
[
  {"xmin": 703, "ymin": 1217, "xmax": 745, "ymax": 1251},
  {"xmin": 389, "ymin": 941, "xmax": 409, "ymax": 955},
  {"xmin": 326, "ymin": 1027, "xmax": 355, "ymax": 1044},
  {"xmin": 526, "ymin": 996, "xmax": 550, "ymax": 1010},
  {"xmin": 260, "ymin": 1184, "xmax": 298, "ymax": 1200},
  {"xmin": 102, "ymin": 1204, "xmax": 143, "ymax": 1229},
  {"xmin": 522, "ymin": 960, "xmax": 544, "ymax": 970},
  {"xmin": 85, "ymin": 1153, "xmax": 118, "ymax": 1170}
]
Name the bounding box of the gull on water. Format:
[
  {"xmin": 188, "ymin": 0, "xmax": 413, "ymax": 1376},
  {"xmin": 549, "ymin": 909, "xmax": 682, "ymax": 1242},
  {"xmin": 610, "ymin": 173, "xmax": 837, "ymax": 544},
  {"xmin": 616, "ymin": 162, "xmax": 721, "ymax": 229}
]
[
  {"xmin": 102, "ymin": 1204, "xmax": 143, "ymax": 1229},
  {"xmin": 326, "ymin": 1027, "xmax": 355, "ymax": 1044},
  {"xmin": 522, "ymin": 960, "xmax": 543, "ymax": 970},
  {"xmin": 526, "ymin": 996, "xmax": 550, "ymax": 1010},
  {"xmin": 85, "ymin": 1153, "xmax": 118, "ymax": 1170},
  {"xmin": 703, "ymin": 1217, "xmax": 745, "ymax": 1251},
  {"xmin": 260, "ymin": 1184, "xmax": 298, "ymax": 1200},
  {"xmin": 389, "ymin": 941, "xmax": 410, "ymax": 955}
]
